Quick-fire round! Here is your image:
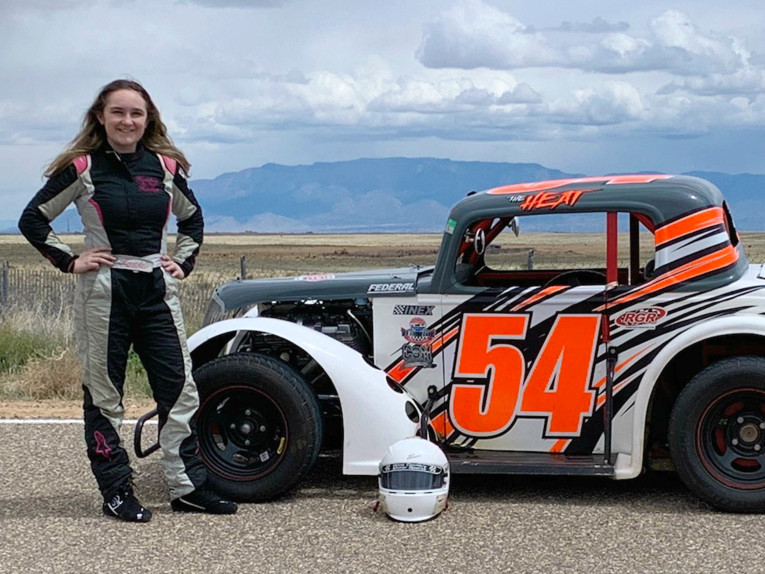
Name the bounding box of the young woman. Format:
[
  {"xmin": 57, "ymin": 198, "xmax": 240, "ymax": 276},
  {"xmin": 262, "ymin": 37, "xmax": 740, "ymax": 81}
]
[{"xmin": 19, "ymin": 79, "xmax": 237, "ymax": 522}]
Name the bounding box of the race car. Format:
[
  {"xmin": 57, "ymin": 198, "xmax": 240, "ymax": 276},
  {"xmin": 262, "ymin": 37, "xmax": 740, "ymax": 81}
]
[{"xmin": 136, "ymin": 174, "xmax": 765, "ymax": 512}]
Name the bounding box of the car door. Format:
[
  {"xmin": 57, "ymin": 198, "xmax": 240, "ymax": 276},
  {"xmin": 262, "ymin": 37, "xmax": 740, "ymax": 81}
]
[
  {"xmin": 437, "ymin": 282, "xmax": 608, "ymax": 454},
  {"xmin": 430, "ymin": 211, "xmax": 617, "ymax": 454}
]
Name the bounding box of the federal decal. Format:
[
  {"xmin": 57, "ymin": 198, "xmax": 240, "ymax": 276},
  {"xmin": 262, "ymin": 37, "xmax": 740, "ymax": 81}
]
[{"xmin": 368, "ymin": 282, "xmax": 415, "ymax": 294}]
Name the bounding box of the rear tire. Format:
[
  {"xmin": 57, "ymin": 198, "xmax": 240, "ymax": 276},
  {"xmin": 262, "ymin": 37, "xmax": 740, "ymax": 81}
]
[
  {"xmin": 669, "ymin": 356, "xmax": 765, "ymax": 512},
  {"xmin": 193, "ymin": 353, "xmax": 323, "ymax": 502}
]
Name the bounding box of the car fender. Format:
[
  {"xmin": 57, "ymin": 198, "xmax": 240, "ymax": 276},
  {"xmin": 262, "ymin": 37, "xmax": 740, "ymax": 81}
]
[
  {"xmin": 621, "ymin": 315, "xmax": 765, "ymax": 479},
  {"xmin": 188, "ymin": 317, "xmax": 419, "ymax": 475}
]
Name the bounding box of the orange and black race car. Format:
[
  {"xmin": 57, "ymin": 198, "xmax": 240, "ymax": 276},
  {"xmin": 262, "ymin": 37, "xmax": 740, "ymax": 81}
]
[{"xmin": 138, "ymin": 174, "xmax": 765, "ymax": 513}]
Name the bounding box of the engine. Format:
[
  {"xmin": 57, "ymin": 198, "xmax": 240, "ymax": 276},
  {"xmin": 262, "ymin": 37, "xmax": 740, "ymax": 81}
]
[{"xmin": 255, "ymin": 299, "xmax": 373, "ymax": 357}]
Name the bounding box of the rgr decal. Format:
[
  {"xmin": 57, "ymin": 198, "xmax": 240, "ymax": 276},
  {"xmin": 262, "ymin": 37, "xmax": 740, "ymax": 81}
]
[
  {"xmin": 449, "ymin": 313, "xmax": 601, "ymax": 438},
  {"xmin": 615, "ymin": 307, "xmax": 666, "ymax": 328}
]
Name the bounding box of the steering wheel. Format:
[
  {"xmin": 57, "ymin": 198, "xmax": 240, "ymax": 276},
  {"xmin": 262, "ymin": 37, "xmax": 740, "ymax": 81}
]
[{"xmin": 543, "ymin": 269, "xmax": 607, "ymax": 288}]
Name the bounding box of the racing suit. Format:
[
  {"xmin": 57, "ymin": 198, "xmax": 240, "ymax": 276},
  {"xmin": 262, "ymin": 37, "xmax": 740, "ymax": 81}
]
[{"xmin": 18, "ymin": 143, "xmax": 206, "ymax": 500}]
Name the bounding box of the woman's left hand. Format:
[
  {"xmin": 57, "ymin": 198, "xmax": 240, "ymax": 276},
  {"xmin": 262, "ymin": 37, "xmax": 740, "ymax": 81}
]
[{"xmin": 161, "ymin": 254, "xmax": 186, "ymax": 279}]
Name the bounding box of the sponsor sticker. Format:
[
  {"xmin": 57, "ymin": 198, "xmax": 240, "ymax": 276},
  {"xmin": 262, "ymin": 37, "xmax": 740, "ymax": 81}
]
[
  {"xmin": 400, "ymin": 317, "xmax": 435, "ymax": 368},
  {"xmin": 445, "ymin": 218, "xmax": 457, "ymax": 234},
  {"xmin": 368, "ymin": 282, "xmax": 415, "ymax": 294},
  {"xmin": 294, "ymin": 274, "xmax": 336, "ymax": 282},
  {"xmin": 112, "ymin": 257, "xmax": 154, "ymax": 273},
  {"xmin": 393, "ymin": 305, "xmax": 434, "ymax": 316},
  {"xmin": 615, "ymin": 307, "xmax": 667, "ymax": 328},
  {"xmin": 520, "ymin": 188, "xmax": 596, "ymax": 211}
]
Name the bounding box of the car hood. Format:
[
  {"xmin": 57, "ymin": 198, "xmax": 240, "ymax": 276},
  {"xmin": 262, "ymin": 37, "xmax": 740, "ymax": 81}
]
[{"xmin": 211, "ymin": 266, "xmax": 432, "ymax": 312}]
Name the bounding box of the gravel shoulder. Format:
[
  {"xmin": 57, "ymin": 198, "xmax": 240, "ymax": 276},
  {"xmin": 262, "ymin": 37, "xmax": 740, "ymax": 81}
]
[{"xmin": 0, "ymin": 398, "xmax": 156, "ymax": 419}]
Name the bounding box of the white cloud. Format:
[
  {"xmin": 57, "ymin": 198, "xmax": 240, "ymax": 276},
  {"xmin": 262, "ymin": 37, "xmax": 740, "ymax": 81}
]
[
  {"xmin": 553, "ymin": 82, "xmax": 647, "ymax": 126},
  {"xmin": 658, "ymin": 68, "xmax": 765, "ymax": 98},
  {"xmin": 555, "ymin": 17, "xmax": 630, "ymax": 34},
  {"xmin": 417, "ymin": 2, "xmax": 750, "ymax": 79},
  {"xmin": 2, "ymin": 0, "xmax": 765, "ymax": 218},
  {"xmin": 416, "ymin": 0, "xmax": 558, "ymax": 69}
]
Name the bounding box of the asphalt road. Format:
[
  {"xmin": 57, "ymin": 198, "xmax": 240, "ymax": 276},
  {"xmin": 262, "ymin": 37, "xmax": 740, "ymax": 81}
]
[{"xmin": 0, "ymin": 421, "xmax": 763, "ymax": 574}]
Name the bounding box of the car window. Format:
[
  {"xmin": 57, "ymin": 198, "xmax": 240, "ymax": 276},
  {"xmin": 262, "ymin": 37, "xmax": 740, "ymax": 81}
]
[{"xmin": 456, "ymin": 212, "xmax": 657, "ymax": 288}]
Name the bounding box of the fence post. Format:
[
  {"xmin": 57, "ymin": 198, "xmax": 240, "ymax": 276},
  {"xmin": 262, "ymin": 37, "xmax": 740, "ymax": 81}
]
[
  {"xmin": 527, "ymin": 249, "xmax": 534, "ymax": 270},
  {"xmin": 1, "ymin": 262, "xmax": 7, "ymax": 306},
  {"xmin": 240, "ymin": 255, "xmax": 247, "ymax": 280}
]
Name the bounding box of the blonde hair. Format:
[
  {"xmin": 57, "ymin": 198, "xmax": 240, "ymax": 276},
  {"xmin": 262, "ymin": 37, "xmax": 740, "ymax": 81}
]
[{"xmin": 45, "ymin": 79, "xmax": 191, "ymax": 177}]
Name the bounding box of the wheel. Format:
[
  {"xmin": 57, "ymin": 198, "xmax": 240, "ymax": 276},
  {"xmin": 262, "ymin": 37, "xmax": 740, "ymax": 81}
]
[
  {"xmin": 543, "ymin": 269, "xmax": 606, "ymax": 288},
  {"xmin": 668, "ymin": 356, "xmax": 765, "ymax": 512},
  {"xmin": 193, "ymin": 353, "xmax": 323, "ymax": 502}
]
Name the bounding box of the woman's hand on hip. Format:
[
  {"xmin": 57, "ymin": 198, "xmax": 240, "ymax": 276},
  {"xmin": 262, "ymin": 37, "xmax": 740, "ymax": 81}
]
[
  {"xmin": 161, "ymin": 255, "xmax": 186, "ymax": 279},
  {"xmin": 72, "ymin": 247, "xmax": 115, "ymax": 273}
]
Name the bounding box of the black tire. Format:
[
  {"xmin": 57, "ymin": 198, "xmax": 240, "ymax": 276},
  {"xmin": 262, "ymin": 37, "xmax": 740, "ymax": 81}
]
[
  {"xmin": 668, "ymin": 356, "xmax": 765, "ymax": 512},
  {"xmin": 193, "ymin": 353, "xmax": 323, "ymax": 502}
]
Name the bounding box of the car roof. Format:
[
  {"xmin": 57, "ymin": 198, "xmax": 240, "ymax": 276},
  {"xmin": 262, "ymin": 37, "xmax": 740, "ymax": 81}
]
[{"xmin": 448, "ymin": 174, "xmax": 726, "ymax": 227}]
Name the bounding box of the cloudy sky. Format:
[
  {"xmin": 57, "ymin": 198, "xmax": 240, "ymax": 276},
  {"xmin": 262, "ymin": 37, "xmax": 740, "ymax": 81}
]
[{"xmin": 2, "ymin": 0, "xmax": 764, "ymax": 222}]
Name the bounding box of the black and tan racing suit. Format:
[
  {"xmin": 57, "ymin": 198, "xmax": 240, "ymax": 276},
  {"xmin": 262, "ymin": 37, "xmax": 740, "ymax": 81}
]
[{"xmin": 19, "ymin": 143, "xmax": 206, "ymax": 501}]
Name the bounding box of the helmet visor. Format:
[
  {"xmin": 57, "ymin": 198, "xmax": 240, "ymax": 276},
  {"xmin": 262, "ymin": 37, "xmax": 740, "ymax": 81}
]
[{"xmin": 379, "ymin": 462, "xmax": 446, "ymax": 490}]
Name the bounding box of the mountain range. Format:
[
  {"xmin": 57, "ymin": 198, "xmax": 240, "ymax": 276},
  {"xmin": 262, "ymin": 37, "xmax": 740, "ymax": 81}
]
[{"xmin": 5, "ymin": 158, "xmax": 764, "ymax": 233}]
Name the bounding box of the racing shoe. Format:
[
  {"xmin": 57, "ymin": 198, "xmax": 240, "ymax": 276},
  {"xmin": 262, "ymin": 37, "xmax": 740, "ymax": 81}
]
[
  {"xmin": 171, "ymin": 488, "xmax": 238, "ymax": 515},
  {"xmin": 103, "ymin": 483, "xmax": 152, "ymax": 523}
]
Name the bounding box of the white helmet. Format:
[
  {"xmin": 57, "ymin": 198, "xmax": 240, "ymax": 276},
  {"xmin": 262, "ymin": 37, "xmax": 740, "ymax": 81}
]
[{"xmin": 378, "ymin": 437, "xmax": 449, "ymax": 522}]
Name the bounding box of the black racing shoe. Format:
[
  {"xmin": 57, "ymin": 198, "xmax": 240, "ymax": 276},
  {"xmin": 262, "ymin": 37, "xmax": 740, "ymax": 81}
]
[
  {"xmin": 171, "ymin": 488, "xmax": 238, "ymax": 515},
  {"xmin": 103, "ymin": 484, "xmax": 152, "ymax": 523}
]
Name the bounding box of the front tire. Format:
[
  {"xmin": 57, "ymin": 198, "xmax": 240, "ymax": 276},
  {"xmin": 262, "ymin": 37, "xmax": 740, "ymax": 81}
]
[
  {"xmin": 669, "ymin": 356, "xmax": 765, "ymax": 512},
  {"xmin": 193, "ymin": 353, "xmax": 323, "ymax": 502}
]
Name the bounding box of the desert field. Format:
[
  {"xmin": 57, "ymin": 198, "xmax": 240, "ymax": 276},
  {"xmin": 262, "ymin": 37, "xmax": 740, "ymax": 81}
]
[
  {"xmin": 4, "ymin": 231, "xmax": 765, "ymax": 276},
  {"xmin": 3, "ymin": 231, "xmax": 765, "ymax": 415}
]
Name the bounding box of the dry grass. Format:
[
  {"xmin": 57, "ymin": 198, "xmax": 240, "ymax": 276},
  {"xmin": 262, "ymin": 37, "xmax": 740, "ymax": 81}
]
[
  {"xmin": 3, "ymin": 231, "xmax": 765, "ymax": 405},
  {"xmin": 2, "ymin": 347, "xmax": 82, "ymax": 401}
]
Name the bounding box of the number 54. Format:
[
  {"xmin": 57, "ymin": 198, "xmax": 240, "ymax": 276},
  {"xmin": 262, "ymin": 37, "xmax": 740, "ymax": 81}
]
[{"xmin": 449, "ymin": 313, "xmax": 601, "ymax": 438}]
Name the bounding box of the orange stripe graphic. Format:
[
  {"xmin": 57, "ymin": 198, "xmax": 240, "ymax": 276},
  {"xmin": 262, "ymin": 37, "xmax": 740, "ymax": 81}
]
[
  {"xmin": 593, "ymin": 346, "xmax": 653, "ymax": 390},
  {"xmin": 655, "ymin": 207, "xmax": 724, "ymax": 246},
  {"xmin": 550, "ymin": 439, "xmax": 570, "ymax": 453},
  {"xmin": 595, "ymin": 244, "xmax": 738, "ymax": 311},
  {"xmin": 511, "ymin": 285, "xmax": 567, "ymax": 311}
]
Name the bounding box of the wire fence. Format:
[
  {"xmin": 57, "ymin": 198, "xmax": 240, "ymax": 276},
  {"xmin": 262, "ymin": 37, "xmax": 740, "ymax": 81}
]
[{"xmin": 0, "ymin": 262, "xmax": 235, "ymax": 333}]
